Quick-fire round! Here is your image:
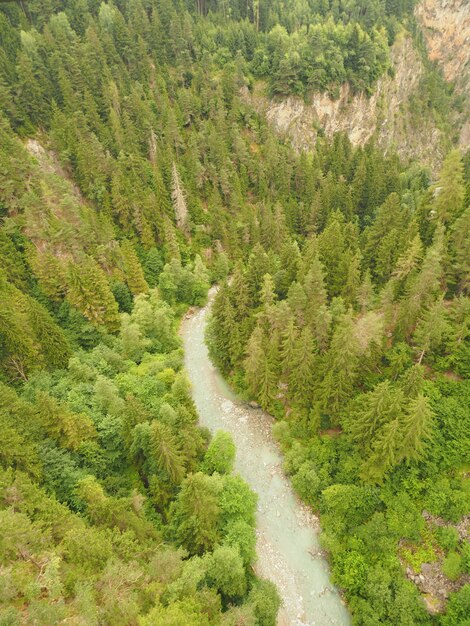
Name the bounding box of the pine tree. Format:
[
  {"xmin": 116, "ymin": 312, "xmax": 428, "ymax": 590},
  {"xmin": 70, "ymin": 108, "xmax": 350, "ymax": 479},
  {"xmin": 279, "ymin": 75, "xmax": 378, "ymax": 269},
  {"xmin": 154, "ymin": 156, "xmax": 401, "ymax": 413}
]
[
  {"xmin": 121, "ymin": 239, "xmax": 149, "ymax": 295},
  {"xmin": 66, "ymin": 257, "xmax": 120, "ymax": 333},
  {"xmin": 152, "ymin": 163, "xmax": 172, "ymax": 223},
  {"xmin": 303, "ymin": 254, "xmax": 327, "ymax": 317},
  {"xmin": 163, "ymin": 217, "xmax": 181, "ymax": 262},
  {"xmin": 260, "ymin": 273, "xmax": 276, "ymax": 309},
  {"xmin": 280, "ymin": 315, "xmax": 298, "ymax": 378},
  {"xmin": 288, "ymin": 327, "xmax": 316, "ymax": 408},
  {"xmin": 398, "ymin": 225, "xmax": 445, "ymax": 337},
  {"xmin": 207, "ymin": 283, "xmax": 236, "ymax": 373},
  {"xmin": 413, "ymin": 297, "xmax": 450, "ymax": 364},
  {"xmin": 357, "ymin": 269, "xmax": 374, "ymax": 313},
  {"xmin": 287, "ymin": 282, "xmax": 307, "ymax": 326},
  {"xmin": 432, "ymin": 150, "xmax": 465, "ymax": 224},
  {"xmin": 150, "ymin": 420, "xmax": 185, "ymax": 484},
  {"xmin": 342, "ymin": 251, "xmax": 361, "ymax": 307},
  {"xmin": 392, "ymin": 233, "xmax": 423, "ymax": 282},
  {"xmin": 230, "ymin": 265, "xmax": 250, "ymax": 322},
  {"xmin": 258, "ymin": 357, "xmax": 277, "ymax": 410},
  {"xmin": 0, "ymin": 278, "xmax": 40, "ymax": 381},
  {"xmin": 26, "ymin": 294, "xmax": 71, "ymax": 369},
  {"xmin": 400, "ymin": 394, "xmax": 434, "ymax": 463},
  {"xmin": 193, "ymin": 255, "xmax": 209, "ymax": 285},
  {"xmin": 448, "ymin": 207, "xmax": 470, "ymax": 294},
  {"xmin": 246, "ymin": 244, "xmax": 271, "ymax": 307},
  {"xmin": 16, "ymin": 51, "xmax": 50, "ymax": 128},
  {"xmin": 363, "ymin": 192, "xmax": 404, "ymax": 283},
  {"xmin": 244, "ymin": 325, "xmax": 267, "ymax": 400},
  {"xmin": 0, "ymin": 231, "xmax": 28, "ymax": 289},
  {"xmin": 0, "ymin": 275, "xmax": 70, "ymax": 379},
  {"xmin": 35, "ymin": 392, "xmax": 96, "ymax": 451},
  {"xmin": 399, "ymin": 364, "xmax": 425, "ymax": 397},
  {"xmin": 318, "ymin": 212, "xmax": 348, "ymax": 298},
  {"xmin": 320, "ymin": 310, "xmax": 360, "ymax": 421},
  {"xmin": 351, "ymin": 155, "xmax": 368, "ymax": 225},
  {"xmin": 363, "ymin": 418, "xmax": 402, "ymax": 483},
  {"xmin": 313, "ymin": 304, "xmax": 332, "ymax": 352},
  {"xmin": 172, "ymin": 472, "xmax": 220, "ymax": 555},
  {"xmin": 142, "ymin": 247, "xmax": 163, "ymax": 287},
  {"xmin": 276, "ymin": 240, "xmax": 301, "ymax": 298},
  {"xmin": 349, "ymin": 381, "xmax": 404, "ymax": 448}
]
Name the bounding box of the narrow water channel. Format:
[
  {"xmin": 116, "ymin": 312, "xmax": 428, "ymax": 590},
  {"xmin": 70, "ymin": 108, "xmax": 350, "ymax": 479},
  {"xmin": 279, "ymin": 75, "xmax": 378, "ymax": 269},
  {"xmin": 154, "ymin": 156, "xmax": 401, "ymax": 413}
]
[{"xmin": 181, "ymin": 296, "xmax": 351, "ymax": 626}]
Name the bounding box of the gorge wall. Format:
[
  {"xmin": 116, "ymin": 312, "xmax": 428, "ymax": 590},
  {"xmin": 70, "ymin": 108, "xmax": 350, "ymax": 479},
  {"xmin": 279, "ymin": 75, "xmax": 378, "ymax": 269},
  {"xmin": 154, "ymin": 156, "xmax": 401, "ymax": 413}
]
[{"xmin": 244, "ymin": 0, "xmax": 470, "ymax": 170}]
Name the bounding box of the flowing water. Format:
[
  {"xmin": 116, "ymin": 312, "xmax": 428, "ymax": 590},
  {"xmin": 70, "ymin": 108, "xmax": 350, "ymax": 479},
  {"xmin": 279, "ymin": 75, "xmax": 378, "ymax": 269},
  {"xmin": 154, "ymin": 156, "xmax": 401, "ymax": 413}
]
[{"xmin": 181, "ymin": 296, "xmax": 351, "ymax": 626}]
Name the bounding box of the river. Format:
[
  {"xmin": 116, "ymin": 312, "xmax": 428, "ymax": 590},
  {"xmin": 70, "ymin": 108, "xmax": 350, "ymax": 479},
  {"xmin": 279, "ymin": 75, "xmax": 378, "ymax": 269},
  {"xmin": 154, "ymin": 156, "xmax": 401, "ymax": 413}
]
[{"xmin": 181, "ymin": 295, "xmax": 351, "ymax": 626}]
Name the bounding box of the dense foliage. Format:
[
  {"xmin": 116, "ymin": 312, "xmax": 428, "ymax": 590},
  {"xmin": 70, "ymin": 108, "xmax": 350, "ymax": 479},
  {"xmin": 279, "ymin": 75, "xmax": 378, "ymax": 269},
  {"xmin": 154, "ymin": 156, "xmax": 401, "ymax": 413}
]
[
  {"xmin": 208, "ymin": 142, "xmax": 470, "ymax": 624},
  {"xmin": 0, "ymin": 0, "xmax": 289, "ymax": 623},
  {"xmin": 186, "ymin": 0, "xmax": 417, "ymax": 96},
  {"xmin": 0, "ymin": 0, "xmax": 468, "ymax": 624},
  {"xmin": 0, "ymin": 287, "xmax": 283, "ymax": 623}
]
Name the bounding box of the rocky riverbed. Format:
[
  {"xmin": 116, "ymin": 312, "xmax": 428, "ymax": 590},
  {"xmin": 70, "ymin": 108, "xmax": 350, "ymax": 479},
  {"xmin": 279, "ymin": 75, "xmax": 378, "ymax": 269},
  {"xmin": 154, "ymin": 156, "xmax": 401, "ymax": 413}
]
[{"xmin": 181, "ymin": 297, "xmax": 351, "ymax": 626}]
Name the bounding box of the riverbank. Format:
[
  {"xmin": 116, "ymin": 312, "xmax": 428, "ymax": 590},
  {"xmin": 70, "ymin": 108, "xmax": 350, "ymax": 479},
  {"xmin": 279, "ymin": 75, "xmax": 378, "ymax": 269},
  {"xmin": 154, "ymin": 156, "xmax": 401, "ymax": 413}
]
[{"xmin": 180, "ymin": 297, "xmax": 351, "ymax": 626}]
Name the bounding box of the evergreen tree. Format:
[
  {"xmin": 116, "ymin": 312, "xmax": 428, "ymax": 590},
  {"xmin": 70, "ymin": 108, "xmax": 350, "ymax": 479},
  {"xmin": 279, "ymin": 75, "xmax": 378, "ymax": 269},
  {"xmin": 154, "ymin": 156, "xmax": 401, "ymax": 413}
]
[
  {"xmin": 280, "ymin": 315, "xmax": 298, "ymax": 378},
  {"xmin": 142, "ymin": 247, "xmax": 164, "ymax": 287},
  {"xmin": 448, "ymin": 207, "xmax": 470, "ymax": 294},
  {"xmin": 363, "ymin": 418, "xmax": 402, "ymax": 482},
  {"xmin": 400, "ymin": 394, "xmax": 434, "ymax": 463},
  {"xmin": 432, "ymin": 150, "xmax": 465, "ymax": 224},
  {"xmin": 320, "ymin": 310, "xmax": 360, "ymax": 421},
  {"xmin": 66, "ymin": 257, "xmax": 120, "ymax": 333},
  {"xmin": 303, "ymin": 254, "xmax": 327, "ymax": 318},
  {"xmin": 287, "ymin": 327, "xmax": 316, "ymax": 408},
  {"xmin": 121, "ymin": 239, "xmax": 149, "ymax": 295},
  {"xmin": 29, "ymin": 249, "xmax": 66, "ymax": 301},
  {"xmin": 150, "ymin": 420, "xmax": 185, "ymax": 484},
  {"xmin": 207, "ymin": 283, "xmax": 236, "ymax": 373},
  {"xmin": 287, "ymin": 282, "xmax": 307, "ymax": 327},
  {"xmin": 246, "ymin": 244, "xmax": 271, "ymax": 307},
  {"xmin": 260, "ymin": 273, "xmax": 276, "ymax": 309},
  {"xmin": 342, "ymin": 251, "xmax": 361, "ymax": 307},
  {"xmin": 257, "ymin": 356, "xmax": 277, "ymax": 410},
  {"xmin": 318, "ymin": 212, "xmax": 348, "ymax": 298},
  {"xmin": 34, "ymin": 392, "xmax": 96, "ymax": 451},
  {"xmin": 357, "ymin": 269, "xmax": 374, "ymax": 313},
  {"xmin": 398, "ymin": 225, "xmax": 445, "ymax": 337},
  {"xmin": 349, "ymin": 381, "xmax": 404, "ymax": 448},
  {"xmin": 172, "ymin": 162, "xmax": 190, "ymax": 235},
  {"xmin": 413, "ymin": 297, "xmax": 450, "ymax": 364},
  {"xmin": 171, "ymin": 472, "xmax": 221, "ymax": 555},
  {"xmin": 244, "ymin": 325, "xmax": 267, "ymax": 400}
]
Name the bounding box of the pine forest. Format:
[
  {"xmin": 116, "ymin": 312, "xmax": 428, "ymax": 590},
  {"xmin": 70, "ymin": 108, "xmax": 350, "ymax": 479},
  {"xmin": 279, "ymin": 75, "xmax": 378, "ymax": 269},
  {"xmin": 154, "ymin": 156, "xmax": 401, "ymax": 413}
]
[{"xmin": 0, "ymin": 0, "xmax": 468, "ymax": 625}]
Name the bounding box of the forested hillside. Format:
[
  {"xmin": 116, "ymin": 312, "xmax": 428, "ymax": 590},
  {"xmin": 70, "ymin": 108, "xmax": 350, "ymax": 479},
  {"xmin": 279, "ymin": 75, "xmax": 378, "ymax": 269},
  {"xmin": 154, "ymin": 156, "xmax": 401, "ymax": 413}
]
[
  {"xmin": 208, "ymin": 143, "xmax": 470, "ymax": 622},
  {"xmin": 186, "ymin": 0, "xmax": 416, "ymax": 96},
  {"xmin": 0, "ymin": 0, "xmax": 468, "ymax": 625}
]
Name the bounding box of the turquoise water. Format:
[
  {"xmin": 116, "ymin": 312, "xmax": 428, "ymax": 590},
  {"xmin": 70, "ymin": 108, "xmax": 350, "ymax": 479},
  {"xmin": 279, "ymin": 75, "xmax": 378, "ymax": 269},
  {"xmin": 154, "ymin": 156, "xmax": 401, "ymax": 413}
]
[{"xmin": 181, "ymin": 299, "xmax": 351, "ymax": 626}]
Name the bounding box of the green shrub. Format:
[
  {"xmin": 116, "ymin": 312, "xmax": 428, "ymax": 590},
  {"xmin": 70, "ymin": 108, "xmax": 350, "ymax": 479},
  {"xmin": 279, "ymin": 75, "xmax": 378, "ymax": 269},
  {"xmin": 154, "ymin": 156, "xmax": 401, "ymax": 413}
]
[
  {"xmin": 435, "ymin": 526, "xmax": 459, "ymax": 552},
  {"xmin": 442, "ymin": 551, "xmax": 462, "ymax": 581}
]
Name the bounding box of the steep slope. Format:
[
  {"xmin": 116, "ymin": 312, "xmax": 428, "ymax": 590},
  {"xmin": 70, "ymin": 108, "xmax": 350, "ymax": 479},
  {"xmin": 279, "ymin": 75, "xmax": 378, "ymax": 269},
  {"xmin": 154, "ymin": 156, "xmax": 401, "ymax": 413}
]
[
  {"xmin": 244, "ymin": 32, "xmax": 448, "ymax": 169},
  {"xmin": 415, "ymin": 0, "xmax": 470, "ymax": 146},
  {"xmin": 243, "ymin": 0, "xmax": 470, "ymax": 170}
]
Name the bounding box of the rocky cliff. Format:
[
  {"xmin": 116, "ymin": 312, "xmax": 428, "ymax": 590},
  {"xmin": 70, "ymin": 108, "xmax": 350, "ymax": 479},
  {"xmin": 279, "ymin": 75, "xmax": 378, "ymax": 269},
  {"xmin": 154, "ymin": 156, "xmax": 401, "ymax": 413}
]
[
  {"xmin": 244, "ymin": 0, "xmax": 469, "ymax": 169},
  {"xmin": 415, "ymin": 0, "xmax": 470, "ymax": 147}
]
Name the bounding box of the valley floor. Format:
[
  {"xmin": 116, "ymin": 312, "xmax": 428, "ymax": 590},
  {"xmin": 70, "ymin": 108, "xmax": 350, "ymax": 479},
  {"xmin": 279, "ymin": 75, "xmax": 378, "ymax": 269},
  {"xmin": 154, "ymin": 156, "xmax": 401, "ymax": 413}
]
[{"xmin": 181, "ymin": 293, "xmax": 351, "ymax": 626}]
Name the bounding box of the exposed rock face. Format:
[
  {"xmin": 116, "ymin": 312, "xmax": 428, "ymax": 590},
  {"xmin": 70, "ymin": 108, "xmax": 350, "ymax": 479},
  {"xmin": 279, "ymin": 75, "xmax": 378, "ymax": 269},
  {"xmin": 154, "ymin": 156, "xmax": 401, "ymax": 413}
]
[
  {"xmin": 244, "ymin": 33, "xmax": 447, "ymax": 169},
  {"xmin": 171, "ymin": 162, "xmax": 190, "ymax": 235},
  {"xmin": 25, "ymin": 138, "xmax": 83, "ymax": 202},
  {"xmin": 243, "ymin": 0, "xmax": 470, "ymax": 168},
  {"xmin": 415, "ymin": 0, "xmax": 470, "ymax": 147}
]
